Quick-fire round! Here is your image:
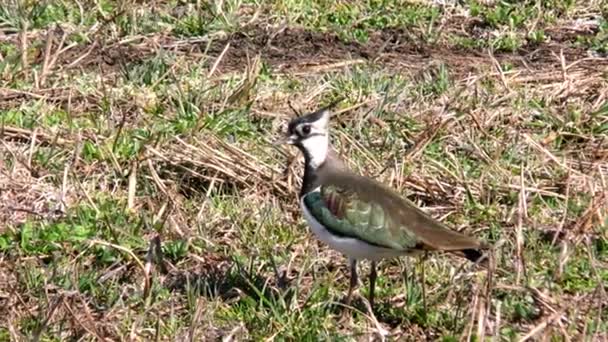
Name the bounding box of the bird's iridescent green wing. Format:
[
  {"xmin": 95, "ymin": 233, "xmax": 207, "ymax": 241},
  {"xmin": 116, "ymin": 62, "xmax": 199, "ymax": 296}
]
[
  {"xmin": 302, "ymin": 185, "xmax": 420, "ymax": 250},
  {"xmin": 303, "ymin": 169, "xmax": 488, "ymax": 253}
]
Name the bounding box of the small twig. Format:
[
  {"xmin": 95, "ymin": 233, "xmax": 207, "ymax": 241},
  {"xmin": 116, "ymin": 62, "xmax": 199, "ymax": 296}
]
[
  {"xmin": 552, "ymin": 48, "xmax": 568, "ymax": 83},
  {"xmin": 39, "ymin": 28, "xmax": 55, "ymax": 88},
  {"xmin": 65, "ymin": 41, "xmax": 99, "ymax": 69},
  {"xmin": 518, "ymin": 311, "xmax": 564, "ymax": 342},
  {"xmin": 188, "ymin": 298, "xmax": 206, "ymax": 342},
  {"xmin": 143, "ymin": 235, "xmax": 155, "ymax": 300},
  {"xmin": 553, "ymin": 171, "xmax": 571, "ymax": 246},
  {"xmin": 287, "ymin": 98, "xmax": 302, "ymax": 117},
  {"xmin": 2, "ymin": 125, "xmax": 74, "ymax": 147},
  {"xmin": 61, "ymin": 133, "xmax": 81, "ymax": 212},
  {"xmin": 334, "ymin": 98, "xmax": 374, "ymax": 117},
  {"xmin": 72, "ymin": 170, "xmax": 100, "ymax": 214},
  {"xmin": 26, "ymin": 128, "xmax": 37, "ymax": 170},
  {"xmin": 76, "ymin": 294, "xmax": 106, "ymax": 340},
  {"xmin": 146, "ymin": 158, "xmax": 168, "ymax": 195},
  {"xmin": 264, "ymin": 18, "xmax": 288, "ymax": 49},
  {"xmin": 285, "ymin": 59, "xmax": 366, "ymax": 76},
  {"xmin": 88, "ymin": 239, "xmax": 146, "ymax": 275},
  {"xmin": 493, "ymin": 301, "xmax": 501, "ymax": 342},
  {"xmin": 209, "ymin": 42, "xmax": 230, "ymax": 78},
  {"xmin": 484, "ymin": 251, "xmax": 495, "ymax": 339},
  {"xmin": 41, "ymin": 28, "xmax": 69, "ymax": 87},
  {"xmin": 6, "ymin": 206, "xmax": 45, "ymax": 217},
  {"xmin": 197, "ymin": 170, "xmax": 218, "ymax": 222},
  {"xmin": 222, "ymin": 324, "xmax": 245, "ymax": 342},
  {"xmin": 19, "ymin": 19, "xmax": 28, "ymax": 72},
  {"xmin": 1, "ymin": 139, "xmax": 36, "ymax": 176},
  {"xmin": 555, "ymin": 240, "xmax": 569, "ymax": 281},
  {"xmin": 488, "ymin": 49, "xmax": 510, "ymax": 92},
  {"xmin": 464, "ymin": 282, "xmax": 481, "ymax": 342},
  {"xmin": 111, "ymin": 109, "xmax": 128, "ymax": 153},
  {"xmin": 522, "ymin": 133, "xmax": 581, "ymax": 175},
  {"xmin": 516, "ymin": 164, "xmax": 528, "ymax": 284},
  {"xmin": 476, "ymin": 291, "xmax": 486, "ymax": 340},
  {"xmin": 6, "ymin": 318, "xmax": 19, "ymax": 341},
  {"xmin": 63, "ymin": 296, "xmax": 106, "ymax": 341},
  {"xmin": 127, "ymin": 161, "xmax": 138, "ymax": 210},
  {"xmin": 360, "ymin": 299, "xmax": 388, "ymax": 341}
]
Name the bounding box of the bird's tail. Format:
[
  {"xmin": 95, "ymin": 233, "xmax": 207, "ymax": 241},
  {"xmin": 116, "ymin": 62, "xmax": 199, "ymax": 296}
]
[{"xmin": 450, "ymin": 248, "xmax": 491, "ymax": 268}]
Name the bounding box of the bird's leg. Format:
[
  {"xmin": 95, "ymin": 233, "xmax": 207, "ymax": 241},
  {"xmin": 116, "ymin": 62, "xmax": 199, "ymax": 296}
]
[
  {"xmin": 345, "ymin": 258, "xmax": 357, "ymax": 307},
  {"xmin": 369, "ymin": 261, "xmax": 377, "ymax": 310}
]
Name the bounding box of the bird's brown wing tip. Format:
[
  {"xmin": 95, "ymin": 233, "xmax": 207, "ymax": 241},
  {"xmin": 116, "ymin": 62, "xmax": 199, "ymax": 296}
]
[{"xmin": 448, "ymin": 248, "xmax": 491, "ymax": 268}]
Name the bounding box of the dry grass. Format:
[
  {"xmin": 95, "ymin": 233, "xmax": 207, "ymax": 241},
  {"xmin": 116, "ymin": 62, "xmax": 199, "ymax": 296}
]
[{"xmin": 1, "ymin": 0, "xmax": 607, "ymax": 340}]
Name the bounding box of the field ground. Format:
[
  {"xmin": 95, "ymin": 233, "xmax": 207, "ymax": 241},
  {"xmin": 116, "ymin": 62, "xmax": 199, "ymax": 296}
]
[{"xmin": 1, "ymin": 0, "xmax": 607, "ymax": 340}]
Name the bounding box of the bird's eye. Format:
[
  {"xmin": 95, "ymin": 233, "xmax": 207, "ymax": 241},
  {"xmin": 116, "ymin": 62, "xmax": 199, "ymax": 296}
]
[{"xmin": 301, "ymin": 125, "xmax": 311, "ymax": 135}]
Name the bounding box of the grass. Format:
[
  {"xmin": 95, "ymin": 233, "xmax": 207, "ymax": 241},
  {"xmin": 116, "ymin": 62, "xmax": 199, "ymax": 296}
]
[{"xmin": 1, "ymin": 0, "xmax": 607, "ymax": 340}]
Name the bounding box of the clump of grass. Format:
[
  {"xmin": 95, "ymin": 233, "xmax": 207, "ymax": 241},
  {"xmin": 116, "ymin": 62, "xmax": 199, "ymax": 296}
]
[{"xmin": 270, "ymin": 1, "xmax": 441, "ymax": 43}]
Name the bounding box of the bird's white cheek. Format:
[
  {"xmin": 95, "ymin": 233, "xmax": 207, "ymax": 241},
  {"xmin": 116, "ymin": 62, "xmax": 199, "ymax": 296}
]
[{"xmin": 302, "ymin": 135, "xmax": 328, "ymax": 168}]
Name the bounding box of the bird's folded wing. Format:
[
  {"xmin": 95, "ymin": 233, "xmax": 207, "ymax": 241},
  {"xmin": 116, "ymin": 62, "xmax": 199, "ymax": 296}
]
[{"xmin": 305, "ymin": 170, "xmax": 489, "ymax": 252}]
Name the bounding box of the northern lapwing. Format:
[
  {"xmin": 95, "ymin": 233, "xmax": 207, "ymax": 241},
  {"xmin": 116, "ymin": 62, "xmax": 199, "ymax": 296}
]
[{"xmin": 277, "ymin": 102, "xmax": 490, "ymax": 310}]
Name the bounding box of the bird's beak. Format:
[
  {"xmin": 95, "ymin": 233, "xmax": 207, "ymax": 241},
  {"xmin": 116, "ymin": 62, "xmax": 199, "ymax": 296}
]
[{"xmin": 273, "ymin": 134, "xmax": 297, "ymax": 146}]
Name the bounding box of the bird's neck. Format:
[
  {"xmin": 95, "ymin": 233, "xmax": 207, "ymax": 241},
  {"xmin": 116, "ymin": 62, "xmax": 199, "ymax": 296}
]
[
  {"xmin": 299, "ymin": 147, "xmax": 345, "ymax": 198},
  {"xmin": 300, "ymin": 161, "xmax": 319, "ymax": 198}
]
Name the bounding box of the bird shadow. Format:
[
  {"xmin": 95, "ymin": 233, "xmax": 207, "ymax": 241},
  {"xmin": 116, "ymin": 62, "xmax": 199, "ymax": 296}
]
[
  {"xmin": 164, "ymin": 255, "xmax": 297, "ymax": 307},
  {"xmin": 327, "ymin": 297, "xmax": 413, "ymax": 327},
  {"xmin": 163, "ymin": 255, "xmax": 440, "ymax": 328},
  {"xmin": 162, "ymin": 255, "xmax": 379, "ymax": 320}
]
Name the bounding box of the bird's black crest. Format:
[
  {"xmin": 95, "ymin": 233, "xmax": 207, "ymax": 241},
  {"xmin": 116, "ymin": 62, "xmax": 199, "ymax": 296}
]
[{"xmin": 286, "ymin": 97, "xmax": 344, "ymax": 134}]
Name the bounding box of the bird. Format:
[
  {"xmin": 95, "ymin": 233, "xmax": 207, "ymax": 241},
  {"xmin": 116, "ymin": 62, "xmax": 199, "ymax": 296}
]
[{"xmin": 276, "ymin": 100, "xmax": 491, "ymax": 311}]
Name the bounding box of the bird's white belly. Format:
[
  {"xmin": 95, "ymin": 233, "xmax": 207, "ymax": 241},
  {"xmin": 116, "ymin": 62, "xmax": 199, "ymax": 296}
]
[{"xmin": 299, "ymin": 197, "xmax": 404, "ymax": 261}]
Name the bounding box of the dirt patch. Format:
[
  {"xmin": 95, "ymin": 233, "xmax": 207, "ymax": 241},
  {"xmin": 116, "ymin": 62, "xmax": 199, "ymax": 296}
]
[
  {"xmin": 46, "ymin": 25, "xmax": 608, "ymax": 79},
  {"xmin": 193, "ymin": 26, "xmax": 607, "ymax": 75},
  {"xmin": 0, "ymin": 24, "xmax": 602, "ymax": 113}
]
